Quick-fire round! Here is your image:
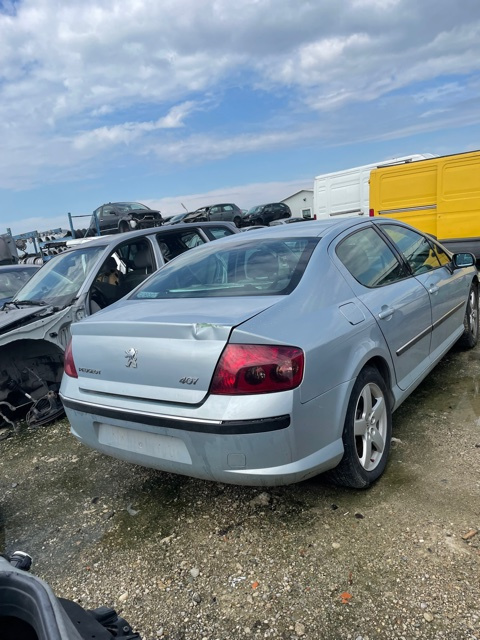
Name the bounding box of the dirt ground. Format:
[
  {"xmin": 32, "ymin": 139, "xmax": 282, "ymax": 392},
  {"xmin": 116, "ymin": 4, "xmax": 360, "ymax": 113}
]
[{"xmin": 1, "ymin": 343, "xmax": 479, "ymax": 640}]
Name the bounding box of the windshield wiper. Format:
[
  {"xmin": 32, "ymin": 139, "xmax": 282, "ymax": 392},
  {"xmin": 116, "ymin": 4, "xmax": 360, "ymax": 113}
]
[{"xmin": 8, "ymin": 299, "xmax": 47, "ymax": 307}]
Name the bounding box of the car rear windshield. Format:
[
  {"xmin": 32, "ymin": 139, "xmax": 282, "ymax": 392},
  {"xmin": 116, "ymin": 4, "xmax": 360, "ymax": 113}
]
[{"xmin": 133, "ymin": 237, "xmax": 319, "ymax": 299}]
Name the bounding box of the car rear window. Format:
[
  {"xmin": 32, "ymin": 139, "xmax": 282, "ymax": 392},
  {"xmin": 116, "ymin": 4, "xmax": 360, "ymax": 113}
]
[{"xmin": 133, "ymin": 237, "xmax": 319, "ymax": 298}]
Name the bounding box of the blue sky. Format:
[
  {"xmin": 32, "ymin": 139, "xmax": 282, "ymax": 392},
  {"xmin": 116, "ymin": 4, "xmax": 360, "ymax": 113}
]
[{"xmin": 1, "ymin": 0, "xmax": 480, "ymax": 233}]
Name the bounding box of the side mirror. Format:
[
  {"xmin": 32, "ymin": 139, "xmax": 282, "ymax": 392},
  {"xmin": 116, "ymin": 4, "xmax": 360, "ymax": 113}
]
[{"xmin": 452, "ymin": 252, "xmax": 476, "ymax": 268}]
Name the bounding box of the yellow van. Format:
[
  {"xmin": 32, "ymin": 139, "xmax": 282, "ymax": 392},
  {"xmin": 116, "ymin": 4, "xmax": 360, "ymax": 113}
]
[{"xmin": 369, "ymin": 150, "xmax": 480, "ymax": 258}]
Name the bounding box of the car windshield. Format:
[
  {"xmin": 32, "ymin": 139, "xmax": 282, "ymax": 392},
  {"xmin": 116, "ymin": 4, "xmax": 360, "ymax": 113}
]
[
  {"xmin": 0, "ymin": 267, "xmax": 37, "ymax": 300},
  {"xmin": 116, "ymin": 202, "xmax": 150, "ymax": 212},
  {"xmin": 247, "ymin": 206, "xmax": 263, "ymax": 215},
  {"xmin": 13, "ymin": 245, "xmax": 106, "ymax": 308},
  {"xmin": 169, "ymin": 213, "xmax": 187, "ymax": 223},
  {"xmin": 133, "ymin": 237, "xmax": 319, "ymax": 299}
]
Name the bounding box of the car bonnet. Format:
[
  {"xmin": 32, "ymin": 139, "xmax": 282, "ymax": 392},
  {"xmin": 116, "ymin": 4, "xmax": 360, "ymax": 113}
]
[{"xmin": 0, "ymin": 305, "xmax": 53, "ymax": 335}]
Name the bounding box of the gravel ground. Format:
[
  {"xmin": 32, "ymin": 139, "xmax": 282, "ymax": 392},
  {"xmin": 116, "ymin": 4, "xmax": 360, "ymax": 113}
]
[{"xmin": 1, "ymin": 343, "xmax": 479, "ymax": 640}]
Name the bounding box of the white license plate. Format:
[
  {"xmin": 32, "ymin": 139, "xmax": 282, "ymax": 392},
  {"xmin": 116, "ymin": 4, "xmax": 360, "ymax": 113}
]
[{"xmin": 98, "ymin": 423, "xmax": 191, "ymax": 464}]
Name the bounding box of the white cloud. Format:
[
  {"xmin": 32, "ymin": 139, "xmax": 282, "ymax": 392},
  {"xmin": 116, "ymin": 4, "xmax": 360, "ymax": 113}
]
[
  {"xmin": 72, "ymin": 101, "xmax": 197, "ymax": 152},
  {"xmin": 0, "ymin": 0, "xmax": 480, "ymax": 192}
]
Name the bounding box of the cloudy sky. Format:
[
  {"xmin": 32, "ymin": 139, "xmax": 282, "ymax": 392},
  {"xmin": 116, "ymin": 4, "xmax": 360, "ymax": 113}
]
[{"xmin": 1, "ymin": 0, "xmax": 480, "ymax": 233}]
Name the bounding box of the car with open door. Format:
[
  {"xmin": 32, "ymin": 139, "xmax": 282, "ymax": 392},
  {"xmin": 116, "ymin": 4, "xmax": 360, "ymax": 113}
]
[{"xmin": 0, "ymin": 222, "xmax": 238, "ymax": 427}]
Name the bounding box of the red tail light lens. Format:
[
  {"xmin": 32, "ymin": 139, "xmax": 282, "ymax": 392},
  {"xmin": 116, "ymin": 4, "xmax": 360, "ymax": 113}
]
[
  {"xmin": 64, "ymin": 339, "xmax": 78, "ymax": 378},
  {"xmin": 369, "ymin": 208, "xmax": 374, "ymax": 217},
  {"xmin": 210, "ymin": 344, "xmax": 304, "ymax": 395}
]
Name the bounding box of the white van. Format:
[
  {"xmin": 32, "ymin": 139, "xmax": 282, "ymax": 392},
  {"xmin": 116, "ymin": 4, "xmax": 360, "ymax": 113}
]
[{"xmin": 313, "ymin": 154, "xmax": 434, "ymax": 219}]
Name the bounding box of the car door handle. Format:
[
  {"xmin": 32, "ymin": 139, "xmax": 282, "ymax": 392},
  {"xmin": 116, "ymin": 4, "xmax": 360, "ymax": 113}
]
[
  {"xmin": 378, "ymin": 307, "xmax": 395, "ymax": 320},
  {"xmin": 428, "ymin": 284, "xmax": 439, "ymax": 294}
]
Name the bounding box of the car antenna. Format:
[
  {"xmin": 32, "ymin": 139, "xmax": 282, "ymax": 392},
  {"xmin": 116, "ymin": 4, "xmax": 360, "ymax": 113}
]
[{"xmin": 180, "ymin": 203, "xmax": 188, "ymax": 213}]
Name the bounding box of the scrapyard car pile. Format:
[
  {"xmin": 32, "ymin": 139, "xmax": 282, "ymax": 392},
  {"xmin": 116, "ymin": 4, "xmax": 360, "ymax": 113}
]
[
  {"xmin": 0, "ymin": 222, "xmax": 238, "ymax": 427},
  {"xmin": 60, "ymin": 217, "xmax": 478, "ymax": 488}
]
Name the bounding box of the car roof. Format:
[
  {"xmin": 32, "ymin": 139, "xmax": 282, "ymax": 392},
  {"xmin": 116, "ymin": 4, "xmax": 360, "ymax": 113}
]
[
  {"xmin": 67, "ymin": 221, "xmax": 239, "ymax": 251},
  {"xmin": 0, "ymin": 263, "xmax": 40, "ymax": 271},
  {"xmin": 250, "ymin": 202, "xmax": 286, "ymax": 207},
  {"xmin": 235, "ymin": 217, "xmax": 362, "ymax": 236},
  {"xmin": 108, "ymin": 201, "xmax": 144, "ymax": 206},
  {"xmin": 216, "ymin": 217, "xmax": 409, "ymax": 244}
]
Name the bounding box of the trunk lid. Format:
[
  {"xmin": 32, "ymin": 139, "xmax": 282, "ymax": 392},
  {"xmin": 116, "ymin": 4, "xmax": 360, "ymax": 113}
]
[{"xmin": 71, "ymin": 297, "xmax": 279, "ymax": 404}]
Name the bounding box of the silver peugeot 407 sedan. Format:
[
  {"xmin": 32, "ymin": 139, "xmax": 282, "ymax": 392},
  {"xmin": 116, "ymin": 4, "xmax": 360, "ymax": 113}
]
[{"xmin": 60, "ymin": 218, "xmax": 478, "ymax": 488}]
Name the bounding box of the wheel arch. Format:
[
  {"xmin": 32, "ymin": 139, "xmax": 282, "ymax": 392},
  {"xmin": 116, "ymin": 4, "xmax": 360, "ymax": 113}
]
[
  {"xmin": 0, "ymin": 338, "xmax": 65, "ymax": 380},
  {"xmin": 118, "ymin": 217, "xmax": 131, "ymax": 232},
  {"xmin": 356, "ymin": 354, "xmax": 395, "ymax": 410},
  {"xmin": 0, "ymin": 338, "xmax": 65, "ymax": 417}
]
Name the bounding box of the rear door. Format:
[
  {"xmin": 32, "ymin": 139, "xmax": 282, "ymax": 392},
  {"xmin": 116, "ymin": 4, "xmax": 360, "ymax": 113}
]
[
  {"xmin": 208, "ymin": 205, "xmax": 222, "ymax": 221},
  {"xmin": 224, "ymin": 205, "xmax": 234, "ymax": 221},
  {"xmin": 334, "ymin": 226, "xmax": 433, "ymax": 391}
]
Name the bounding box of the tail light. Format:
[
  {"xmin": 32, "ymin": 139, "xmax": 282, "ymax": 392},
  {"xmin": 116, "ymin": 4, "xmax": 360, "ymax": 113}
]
[
  {"xmin": 210, "ymin": 344, "xmax": 304, "ymax": 395},
  {"xmin": 369, "ymin": 208, "xmax": 375, "ymax": 217},
  {"xmin": 64, "ymin": 339, "xmax": 78, "ymax": 378}
]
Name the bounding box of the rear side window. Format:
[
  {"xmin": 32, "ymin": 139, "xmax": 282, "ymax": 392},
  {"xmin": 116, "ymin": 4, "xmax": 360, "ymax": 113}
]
[
  {"xmin": 336, "ymin": 227, "xmax": 407, "ymax": 287},
  {"xmin": 133, "ymin": 237, "xmax": 319, "ymax": 299},
  {"xmin": 208, "ymin": 226, "xmax": 237, "ymax": 240},
  {"xmin": 154, "ymin": 230, "xmax": 206, "ymax": 261}
]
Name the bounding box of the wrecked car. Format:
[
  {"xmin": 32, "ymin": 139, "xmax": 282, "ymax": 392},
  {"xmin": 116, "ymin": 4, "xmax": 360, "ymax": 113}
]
[
  {"xmin": 0, "ymin": 222, "xmax": 238, "ymax": 427},
  {"xmin": 87, "ymin": 201, "xmax": 163, "ymax": 236}
]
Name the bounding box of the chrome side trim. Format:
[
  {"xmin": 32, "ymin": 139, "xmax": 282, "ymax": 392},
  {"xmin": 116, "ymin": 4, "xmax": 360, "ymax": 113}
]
[
  {"xmin": 396, "ymin": 300, "xmax": 465, "ymax": 356},
  {"xmin": 329, "ymin": 208, "xmax": 363, "ymax": 217},
  {"xmin": 396, "ymin": 325, "xmax": 432, "ymax": 357},
  {"xmin": 378, "ymin": 204, "xmax": 436, "ymax": 215},
  {"xmin": 432, "ymin": 301, "xmax": 465, "ymax": 331}
]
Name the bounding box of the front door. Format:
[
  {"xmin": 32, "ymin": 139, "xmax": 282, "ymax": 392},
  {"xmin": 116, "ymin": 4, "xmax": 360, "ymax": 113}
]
[
  {"xmin": 380, "ymin": 224, "xmax": 468, "ymax": 358},
  {"xmin": 99, "ymin": 205, "xmax": 119, "ymax": 234}
]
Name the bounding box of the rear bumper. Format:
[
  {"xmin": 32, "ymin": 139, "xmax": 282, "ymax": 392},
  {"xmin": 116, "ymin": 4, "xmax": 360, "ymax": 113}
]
[
  {"xmin": 61, "ymin": 396, "xmax": 290, "ymax": 434},
  {"xmin": 60, "ymin": 391, "xmax": 344, "ymax": 487}
]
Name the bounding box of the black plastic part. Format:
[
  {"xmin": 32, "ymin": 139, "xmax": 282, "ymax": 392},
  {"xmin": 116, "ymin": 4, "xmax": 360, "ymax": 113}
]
[
  {"xmin": 58, "ymin": 600, "xmax": 112, "ymax": 639},
  {"xmin": 0, "ymin": 556, "xmax": 142, "ymax": 639},
  {"xmin": 9, "ymin": 550, "xmax": 33, "ymax": 571}
]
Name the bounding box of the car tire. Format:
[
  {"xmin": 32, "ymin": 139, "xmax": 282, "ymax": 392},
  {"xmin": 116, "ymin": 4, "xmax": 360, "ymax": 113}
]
[
  {"xmin": 459, "ymin": 282, "xmax": 479, "ymax": 349},
  {"xmin": 119, "ymin": 221, "xmax": 130, "ymax": 233},
  {"xmin": 328, "ymin": 366, "xmax": 392, "ymax": 489},
  {"xmin": 233, "ymin": 216, "xmax": 242, "ymax": 228}
]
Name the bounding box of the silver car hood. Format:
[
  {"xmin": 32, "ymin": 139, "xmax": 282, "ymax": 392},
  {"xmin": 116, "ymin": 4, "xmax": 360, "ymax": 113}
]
[
  {"xmin": 0, "ymin": 305, "xmax": 52, "ymax": 335},
  {"xmin": 71, "ymin": 297, "xmax": 280, "ymax": 405}
]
